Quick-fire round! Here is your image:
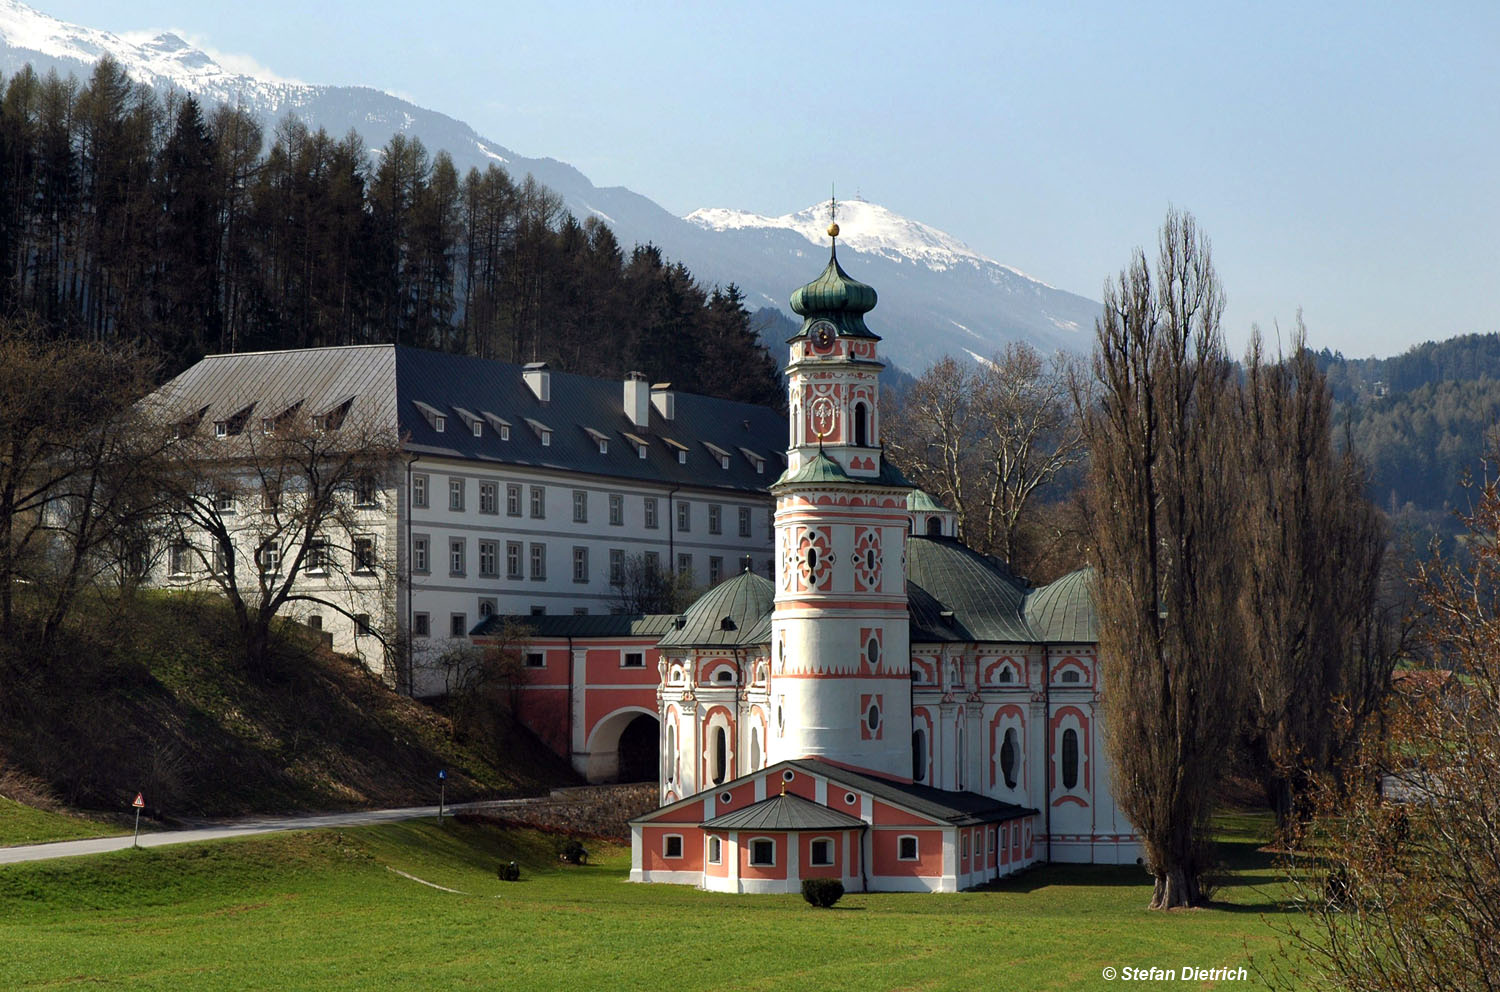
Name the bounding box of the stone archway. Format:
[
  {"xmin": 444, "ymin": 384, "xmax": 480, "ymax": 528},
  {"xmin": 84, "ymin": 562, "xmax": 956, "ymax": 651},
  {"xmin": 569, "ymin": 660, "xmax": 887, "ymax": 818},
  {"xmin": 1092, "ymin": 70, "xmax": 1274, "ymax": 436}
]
[{"xmin": 582, "ymin": 707, "xmax": 660, "ymax": 783}]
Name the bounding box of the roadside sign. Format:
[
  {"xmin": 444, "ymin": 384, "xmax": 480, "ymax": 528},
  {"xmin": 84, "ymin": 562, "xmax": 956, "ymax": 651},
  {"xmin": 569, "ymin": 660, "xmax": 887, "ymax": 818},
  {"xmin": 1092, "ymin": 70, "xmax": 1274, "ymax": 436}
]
[
  {"xmin": 438, "ymin": 769, "xmax": 446, "ymax": 780},
  {"xmin": 131, "ymin": 792, "xmax": 145, "ymax": 848},
  {"xmin": 132, "ymin": 793, "xmax": 145, "ymax": 808},
  {"xmin": 438, "ymin": 770, "xmax": 447, "ymax": 821}
]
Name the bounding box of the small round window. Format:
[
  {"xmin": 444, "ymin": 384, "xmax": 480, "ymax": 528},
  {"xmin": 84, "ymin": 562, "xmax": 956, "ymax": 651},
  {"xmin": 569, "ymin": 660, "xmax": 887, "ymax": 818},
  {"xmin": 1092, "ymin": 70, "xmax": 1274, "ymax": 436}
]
[
  {"xmin": 867, "ymin": 704, "xmax": 881, "ymax": 732},
  {"xmin": 782, "ymin": 770, "xmax": 796, "ymax": 783},
  {"xmin": 844, "ymin": 792, "xmax": 857, "ymax": 806},
  {"xmin": 720, "ymin": 791, "xmax": 732, "ymax": 804}
]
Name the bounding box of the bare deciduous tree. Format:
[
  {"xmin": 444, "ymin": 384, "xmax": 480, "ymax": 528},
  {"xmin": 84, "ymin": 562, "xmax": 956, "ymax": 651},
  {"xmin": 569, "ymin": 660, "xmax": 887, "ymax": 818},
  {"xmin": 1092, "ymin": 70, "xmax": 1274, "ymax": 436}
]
[
  {"xmin": 163, "ymin": 404, "xmax": 401, "ymax": 676},
  {"xmin": 1276, "ymin": 467, "xmax": 1500, "ymax": 992},
  {"xmin": 884, "ymin": 345, "xmax": 1085, "ymax": 571},
  {"xmin": 1238, "ymin": 323, "xmax": 1404, "ymax": 835},
  {"xmin": 1084, "ymin": 209, "xmax": 1244, "ymax": 909},
  {"xmin": 612, "ymin": 552, "xmax": 695, "ymax": 616}
]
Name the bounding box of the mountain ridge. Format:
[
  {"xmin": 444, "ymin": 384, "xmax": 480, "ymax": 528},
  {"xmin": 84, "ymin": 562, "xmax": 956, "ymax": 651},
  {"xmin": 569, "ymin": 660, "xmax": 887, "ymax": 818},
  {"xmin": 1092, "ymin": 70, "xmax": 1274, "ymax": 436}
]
[{"xmin": 0, "ymin": 0, "xmax": 1102, "ymax": 371}]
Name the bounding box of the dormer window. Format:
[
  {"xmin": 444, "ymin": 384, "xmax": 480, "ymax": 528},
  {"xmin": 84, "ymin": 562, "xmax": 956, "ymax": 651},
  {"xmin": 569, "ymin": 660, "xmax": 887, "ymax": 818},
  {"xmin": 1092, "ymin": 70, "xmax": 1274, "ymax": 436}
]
[
  {"xmin": 501, "ymin": 424, "xmax": 511, "ymax": 440},
  {"xmin": 678, "ymin": 450, "xmax": 687, "ymax": 464},
  {"xmin": 585, "ymin": 428, "xmax": 609, "ymax": 454},
  {"xmin": 739, "ymin": 447, "xmax": 766, "ymax": 474},
  {"xmin": 664, "ymin": 438, "xmax": 688, "ymax": 464},
  {"xmin": 525, "ymin": 418, "xmax": 552, "ymax": 446},
  {"xmin": 214, "ymin": 421, "xmax": 227, "ymax": 438},
  {"xmin": 623, "ymin": 431, "xmax": 650, "ymax": 460},
  {"xmin": 704, "ymin": 442, "xmax": 732, "ymax": 470},
  {"xmin": 472, "ymin": 421, "xmax": 483, "ymax": 437},
  {"xmin": 261, "ymin": 417, "xmax": 274, "ymax": 435},
  {"xmin": 482, "ymin": 412, "xmax": 512, "ymax": 440},
  {"xmin": 434, "ymin": 415, "xmax": 446, "ymax": 433}
]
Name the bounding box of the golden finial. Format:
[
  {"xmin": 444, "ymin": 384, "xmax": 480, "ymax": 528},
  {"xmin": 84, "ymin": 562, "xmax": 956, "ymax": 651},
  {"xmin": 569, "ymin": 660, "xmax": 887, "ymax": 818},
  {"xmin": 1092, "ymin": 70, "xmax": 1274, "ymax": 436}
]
[
  {"xmin": 827, "ymin": 187, "xmax": 839, "ymax": 240},
  {"xmin": 780, "ymin": 779, "xmax": 787, "ymax": 797}
]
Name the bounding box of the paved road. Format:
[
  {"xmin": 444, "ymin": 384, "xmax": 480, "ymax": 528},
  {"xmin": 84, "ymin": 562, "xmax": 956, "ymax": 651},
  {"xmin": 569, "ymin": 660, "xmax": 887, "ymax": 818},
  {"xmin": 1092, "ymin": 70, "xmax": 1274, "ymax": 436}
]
[{"xmin": 0, "ymin": 798, "xmax": 535, "ymax": 865}]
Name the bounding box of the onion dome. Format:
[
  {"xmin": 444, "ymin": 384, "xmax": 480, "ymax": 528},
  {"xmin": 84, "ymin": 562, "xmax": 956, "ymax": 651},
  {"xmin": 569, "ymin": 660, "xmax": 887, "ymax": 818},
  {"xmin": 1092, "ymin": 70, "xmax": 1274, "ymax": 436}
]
[
  {"xmin": 658, "ymin": 568, "xmax": 775, "ymax": 648},
  {"xmin": 789, "ymin": 249, "xmax": 880, "ymax": 340}
]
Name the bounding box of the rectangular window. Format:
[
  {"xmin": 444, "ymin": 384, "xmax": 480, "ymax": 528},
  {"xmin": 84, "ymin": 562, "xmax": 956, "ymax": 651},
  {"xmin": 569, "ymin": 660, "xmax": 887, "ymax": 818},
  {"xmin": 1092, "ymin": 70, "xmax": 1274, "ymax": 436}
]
[
  {"xmin": 529, "ymin": 542, "xmax": 546, "ymax": 580},
  {"xmin": 572, "ymin": 489, "xmax": 588, "ymax": 523},
  {"xmin": 623, "ymin": 651, "xmax": 644, "ymax": 668},
  {"xmin": 677, "ymin": 554, "xmax": 692, "ymax": 580},
  {"xmin": 709, "ymin": 556, "xmax": 722, "ymax": 585},
  {"xmin": 898, "ymin": 835, "xmax": 919, "ymax": 861},
  {"xmin": 708, "ymin": 504, "xmax": 722, "ymax": 535},
  {"xmin": 479, "ymin": 482, "xmax": 498, "ymax": 515},
  {"xmin": 353, "ymin": 536, "xmax": 376, "ymax": 573},
  {"xmin": 412, "ymin": 536, "xmax": 429, "ymax": 574},
  {"xmin": 211, "ymin": 543, "xmax": 228, "ymax": 576},
  {"xmin": 506, "ymin": 541, "xmax": 522, "ymax": 579},
  {"xmin": 676, "ymin": 500, "xmax": 690, "ymax": 532},
  {"xmin": 506, "ymin": 484, "xmax": 522, "ymax": 517},
  {"xmin": 216, "ymin": 491, "xmax": 236, "ymax": 513},
  {"xmin": 355, "ymin": 613, "xmax": 372, "ymax": 635},
  {"xmin": 304, "ymin": 538, "xmax": 328, "ymax": 573},
  {"xmin": 472, "ymin": 419, "xmax": 483, "ymax": 437},
  {"xmin": 645, "ymin": 551, "xmax": 660, "ymax": 572},
  {"xmin": 738, "ymin": 506, "xmax": 752, "ymax": 538},
  {"xmin": 169, "ymin": 541, "xmax": 192, "ymax": 576},
  {"xmin": 644, "ymin": 497, "xmax": 658, "ymax": 530},
  {"xmin": 663, "ymin": 835, "xmax": 684, "ymax": 859},
  {"xmin": 257, "ymin": 540, "xmax": 280, "ymax": 574},
  {"xmin": 353, "ymin": 476, "xmax": 378, "ymax": 507},
  {"xmin": 529, "ymin": 486, "xmax": 545, "ymax": 519},
  {"xmin": 608, "ymin": 493, "xmax": 623, "ymax": 526},
  {"xmin": 810, "ymin": 838, "xmax": 833, "ymax": 867},
  {"xmin": 609, "ymin": 549, "xmax": 624, "ymax": 586},
  {"xmin": 530, "ymin": 605, "xmax": 545, "ymax": 617},
  {"xmin": 749, "ymin": 839, "xmax": 775, "ymax": 867},
  {"xmin": 448, "ymin": 477, "xmax": 464, "ymax": 512},
  {"xmin": 478, "ymin": 597, "xmax": 496, "ymax": 618},
  {"xmin": 525, "ymin": 651, "xmax": 545, "ymax": 669},
  {"xmin": 434, "ymin": 415, "xmax": 446, "ymax": 433},
  {"xmin": 572, "ymin": 546, "xmax": 589, "ymax": 583},
  {"xmin": 478, "ymin": 540, "xmax": 498, "ymax": 578},
  {"xmin": 707, "ymin": 836, "xmax": 722, "ymax": 865},
  {"xmin": 450, "ymin": 613, "xmax": 467, "ymax": 637},
  {"xmin": 411, "ymin": 474, "xmax": 428, "ymax": 508},
  {"xmin": 413, "ymin": 612, "xmax": 430, "ymax": 637},
  {"xmin": 262, "ymin": 481, "xmax": 280, "ymax": 511},
  {"xmin": 449, "ymin": 538, "xmax": 466, "ymax": 576}
]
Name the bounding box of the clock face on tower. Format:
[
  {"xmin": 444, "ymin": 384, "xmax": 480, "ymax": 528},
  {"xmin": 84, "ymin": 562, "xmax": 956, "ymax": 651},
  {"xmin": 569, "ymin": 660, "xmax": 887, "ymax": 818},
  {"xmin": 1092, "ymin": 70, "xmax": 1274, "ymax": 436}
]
[{"xmin": 809, "ymin": 320, "xmax": 836, "ymax": 353}]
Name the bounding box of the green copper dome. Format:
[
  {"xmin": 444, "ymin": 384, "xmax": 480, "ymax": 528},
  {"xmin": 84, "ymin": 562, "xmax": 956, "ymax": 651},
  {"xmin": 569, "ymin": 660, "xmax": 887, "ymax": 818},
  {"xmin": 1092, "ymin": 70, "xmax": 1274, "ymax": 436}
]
[
  {"xmin": 788, "ymin": 248, "xmax": 880, "ymax": 340},
  {"xmin": 658, "ymin": 568, "xmax": 775, "ymax": 649}
]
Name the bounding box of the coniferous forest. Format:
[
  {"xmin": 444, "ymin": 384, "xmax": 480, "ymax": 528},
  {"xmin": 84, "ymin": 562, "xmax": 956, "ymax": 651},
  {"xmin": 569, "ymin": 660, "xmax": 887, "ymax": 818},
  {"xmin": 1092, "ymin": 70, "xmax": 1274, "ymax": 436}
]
[{"xmin": 0, "ymin": 58, "xmax": 784, "ymax": 407}]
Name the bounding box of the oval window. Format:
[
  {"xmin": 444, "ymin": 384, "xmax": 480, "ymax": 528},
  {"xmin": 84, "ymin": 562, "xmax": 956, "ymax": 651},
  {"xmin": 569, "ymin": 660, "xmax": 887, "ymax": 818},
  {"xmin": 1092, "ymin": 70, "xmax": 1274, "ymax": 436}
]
[
  {"xmin": 867, "ymin": 704, "xmax": 880, "ymax": 732},
  {"xmin": 865, "ymin": 549, "xmax": 876, "ymax": 570},
  {"xmin": 782, "ymin": 769, "xmax": 795, "ymax": 783},
  {"xmin": 844, "ymin": 791, "xmax": 857, "ymax": 805},
  {"xmin": 1062, "ymin": 728, "xmax": 1079, "ymax": 790},
  {"xmin": 806, "ymin": 547, "xmax": 818, "ymax": 571},
  {"xmin": 720, "ymin": 791, "xmax": 732, "ymax": 804},
  {"xmin": 866, "ymin": 637, "xmax": 881, "ymax": 667}
]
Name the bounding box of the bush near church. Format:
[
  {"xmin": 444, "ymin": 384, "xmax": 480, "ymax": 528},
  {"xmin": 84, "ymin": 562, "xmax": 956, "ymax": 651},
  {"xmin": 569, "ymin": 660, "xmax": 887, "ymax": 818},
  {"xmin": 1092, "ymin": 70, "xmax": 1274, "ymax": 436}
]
[{"xmin": 801, "ymin": 878, "xmax": 844, "ymax": 908}]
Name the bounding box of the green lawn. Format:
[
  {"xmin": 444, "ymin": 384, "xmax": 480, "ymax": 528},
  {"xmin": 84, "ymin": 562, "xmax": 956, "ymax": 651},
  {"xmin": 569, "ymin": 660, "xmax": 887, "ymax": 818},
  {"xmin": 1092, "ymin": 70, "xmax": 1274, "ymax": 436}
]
[
  {"xmin": 0, "ymin": 812, "xmax": 1296, "ymax": 991},
  {"xmin": 0, "ymin": 797, "xmax": 125, "ymax": 846}
]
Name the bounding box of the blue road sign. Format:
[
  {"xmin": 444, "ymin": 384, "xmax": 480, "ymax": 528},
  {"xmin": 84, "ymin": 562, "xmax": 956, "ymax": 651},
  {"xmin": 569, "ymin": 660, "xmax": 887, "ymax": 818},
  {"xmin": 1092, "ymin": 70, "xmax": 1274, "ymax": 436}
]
[{"xmin": 438, "ymin": 769, "xmax": 446, "ymax": 780}]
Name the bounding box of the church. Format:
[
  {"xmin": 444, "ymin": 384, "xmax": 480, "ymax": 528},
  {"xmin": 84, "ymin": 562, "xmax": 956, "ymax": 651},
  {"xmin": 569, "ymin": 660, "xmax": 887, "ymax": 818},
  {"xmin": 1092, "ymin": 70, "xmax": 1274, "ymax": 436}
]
[{"xmin": 624, "ymin": 221, "xmax": 1140, "ymax": 893}]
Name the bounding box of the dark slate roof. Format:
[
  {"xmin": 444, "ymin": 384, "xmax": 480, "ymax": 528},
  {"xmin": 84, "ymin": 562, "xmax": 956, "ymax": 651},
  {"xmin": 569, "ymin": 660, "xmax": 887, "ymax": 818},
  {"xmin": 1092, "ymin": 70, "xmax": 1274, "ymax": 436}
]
[
  {"xmin": 469, "ymin": 613, "xmax": 677, "ymax": 638},
  {"xmin": 787, "ymin": 759, "xmax": 1036, "ymax": 826},
  {"xmin": 633, "ymin": 758, "xmax": 1035, "ymax": 828},
  {"xmin": 153, "ymin": 345, "xmax": 399, "ymax": 442},
  {"xmin": 658, "ymin": 569, "xmax": 775, "ymax": 649},
  {"xmin": 156, "ymin": 345, "xmax": 788, "ymax": 496},
  {"xmin": 1024, "ymin": 568, "xmax": 1098, "ymax": 644},
  {"xmin": 906, "ymin": 536, "xmax": 1034, "ymax": 643},
  {"xmin": 701, "ymin": 791, "xmax": 867, "ymax": 831}
]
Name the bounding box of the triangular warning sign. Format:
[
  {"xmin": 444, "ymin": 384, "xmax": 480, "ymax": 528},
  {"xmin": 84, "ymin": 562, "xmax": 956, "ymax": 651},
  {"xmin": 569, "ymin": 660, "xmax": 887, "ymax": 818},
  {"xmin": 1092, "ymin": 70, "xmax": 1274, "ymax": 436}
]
[{"xmin": 132, "ymin": 793, "xmax": 145, "ymax": 808}]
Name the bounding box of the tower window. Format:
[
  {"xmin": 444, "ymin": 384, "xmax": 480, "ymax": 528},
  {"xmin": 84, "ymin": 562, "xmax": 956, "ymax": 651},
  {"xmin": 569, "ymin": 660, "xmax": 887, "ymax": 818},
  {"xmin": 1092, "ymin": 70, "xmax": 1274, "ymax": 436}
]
[
  {"xmin": 1001, "ymin": 728, "xmax": 1019, "ymax": 789},
  {"xmin": 926, "ymin": 516, "xmax": 943, "ymax": 536},
  {"xmin": 854, "ymin": 402, "xmax": 869, "ymax": 447},
  {"xmin": 712, "ymin": 726, "xmax": 728, "ymax": 784},
  {"xmin": 912, "ymin": 728, "xmax": 927, "ymax": 783}
]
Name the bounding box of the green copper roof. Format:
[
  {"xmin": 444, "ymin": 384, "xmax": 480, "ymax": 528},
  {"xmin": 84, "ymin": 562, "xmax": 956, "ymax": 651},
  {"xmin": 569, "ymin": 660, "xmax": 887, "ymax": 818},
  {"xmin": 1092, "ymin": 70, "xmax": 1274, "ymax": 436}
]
[
  {"xmin": 788, "ymin": 248, "xmax": 880, "ymax": 340},
  {"xmin": 1023, "ymin": 567, "xmax": 1098, "ymax": 644},
  {"xmin": 772, "ymin": 450, "xmax": 851, "ymax": 488},
  {"xmin": 906, "ymin": 489, "xmax": 950, "ymax": 513},
  {"xmin": 906, "ymin": 536, "xmax": 1033, "ymax": 642},
  {"xmin": 701, "ymin": 791, "xmax": 867, "ymax": 831},
  {"xmin": 657, "ymin": 568, "xmax": 775, "ymax": 649}
]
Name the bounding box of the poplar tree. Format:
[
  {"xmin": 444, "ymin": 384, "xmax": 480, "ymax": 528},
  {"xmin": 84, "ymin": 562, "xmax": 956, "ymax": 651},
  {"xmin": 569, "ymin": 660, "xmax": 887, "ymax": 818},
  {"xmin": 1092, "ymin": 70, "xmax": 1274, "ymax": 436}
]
[{"xmin": 1084, "ymin": 209, "xmax": 1244, "ymax": 909}]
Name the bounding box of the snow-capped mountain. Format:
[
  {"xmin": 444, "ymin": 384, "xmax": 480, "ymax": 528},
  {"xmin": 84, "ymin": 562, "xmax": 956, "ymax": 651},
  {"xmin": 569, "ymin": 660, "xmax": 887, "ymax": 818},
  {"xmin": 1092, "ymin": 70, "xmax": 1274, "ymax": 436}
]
[{"xmin": 0, "ymin": 0, "xmax": 1101, "ymax": 371}]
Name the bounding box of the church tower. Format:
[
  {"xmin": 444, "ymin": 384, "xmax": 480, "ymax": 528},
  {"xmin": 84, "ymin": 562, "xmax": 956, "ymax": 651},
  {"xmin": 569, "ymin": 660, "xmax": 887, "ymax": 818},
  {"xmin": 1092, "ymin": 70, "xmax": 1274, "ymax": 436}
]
[{"xmin": 766, "ymin": 210, "xmax": 914, "ymax": 780}]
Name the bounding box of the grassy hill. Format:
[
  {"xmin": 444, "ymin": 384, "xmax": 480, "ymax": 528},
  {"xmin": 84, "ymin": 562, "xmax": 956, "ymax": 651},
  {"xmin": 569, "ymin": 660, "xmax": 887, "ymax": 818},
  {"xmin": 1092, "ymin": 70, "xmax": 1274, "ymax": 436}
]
[{"xmin": 0, "ymin": 592, "xmax": 576, "ymax": 825}]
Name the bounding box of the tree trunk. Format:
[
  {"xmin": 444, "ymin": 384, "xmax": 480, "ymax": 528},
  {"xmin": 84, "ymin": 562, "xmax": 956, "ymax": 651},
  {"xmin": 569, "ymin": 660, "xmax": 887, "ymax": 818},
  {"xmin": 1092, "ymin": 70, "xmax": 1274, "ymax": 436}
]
[{"xmin": 1150, "ymin": 866, "xmax": 1201, "ymax": 909}]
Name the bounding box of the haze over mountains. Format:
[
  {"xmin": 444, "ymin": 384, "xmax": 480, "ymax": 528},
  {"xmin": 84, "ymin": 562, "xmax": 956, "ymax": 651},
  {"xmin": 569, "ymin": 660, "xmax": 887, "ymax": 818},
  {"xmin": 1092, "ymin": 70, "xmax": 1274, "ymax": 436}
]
[{"xmin": 0, "ymin": 0, "xmax": 1102, "ymax": 371}]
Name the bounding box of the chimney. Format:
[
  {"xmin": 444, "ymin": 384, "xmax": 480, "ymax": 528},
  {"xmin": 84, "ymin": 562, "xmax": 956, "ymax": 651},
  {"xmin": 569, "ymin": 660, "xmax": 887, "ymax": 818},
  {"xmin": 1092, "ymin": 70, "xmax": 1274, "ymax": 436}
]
[
  {"xmin": 651, "ymin": 382, "xmax": 675, "ymax": 421},
  {"xmin": 624, "ymin": 371, "xmax": 649, "ymax": 428},
  {"xmin": 523, "ymin": 362, "xmax": 550, "ymax": 403}
]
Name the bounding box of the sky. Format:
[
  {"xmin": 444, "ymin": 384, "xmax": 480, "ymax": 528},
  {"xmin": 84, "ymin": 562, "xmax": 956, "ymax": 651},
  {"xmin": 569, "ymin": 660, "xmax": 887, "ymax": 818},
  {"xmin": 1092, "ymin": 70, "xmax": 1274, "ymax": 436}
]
[{"xmin": 33, "ymin": 0, "xmax": 1500, "ymax": 358}]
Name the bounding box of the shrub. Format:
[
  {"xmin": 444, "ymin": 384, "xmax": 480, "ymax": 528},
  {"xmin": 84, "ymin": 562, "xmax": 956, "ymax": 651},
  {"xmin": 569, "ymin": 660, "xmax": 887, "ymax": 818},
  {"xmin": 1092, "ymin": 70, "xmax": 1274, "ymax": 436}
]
[
  {"xmin": 498, "ymin": 861, "xmax": 520, "ymax": 882},
  {"xmin": 558, "ymin": 838, "xmax": 589, "ymax": 865},
  {"xmin": 801, "ymin": 878, "xmax": 844, "ymax": 908}
]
